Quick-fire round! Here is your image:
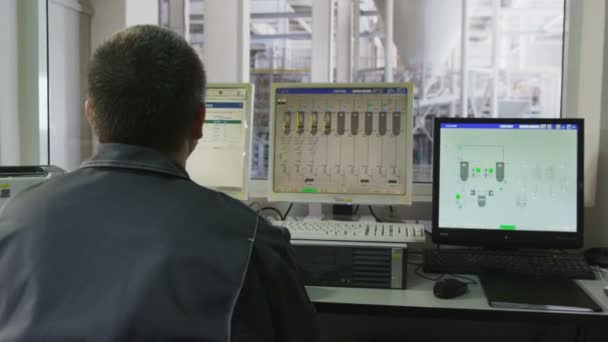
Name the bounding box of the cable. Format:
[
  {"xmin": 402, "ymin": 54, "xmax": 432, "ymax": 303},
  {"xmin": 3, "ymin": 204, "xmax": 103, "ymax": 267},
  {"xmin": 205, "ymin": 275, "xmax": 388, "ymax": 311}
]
[
  {"xmin": 282, "ymin": 203, "xmax": 294, "ymax": 220},
  {"xmin": 448, "ymin": 273, "xmax": 478, "ymax": 286},
  {"xmin": 257, "ymin": 207, "xmax": 283, "ymax": 220},
  {"xmin": 353, "ymin": 205, "xmax": 360, "ymax": 215},
  {"xmin": 367, "ymin": 206, "xmax": 404, "ymax": 223},
  {"xmin": 367, "ymin": 205, "xmax": 383, "ymax": 222},
  {"xmin": 414, "ymin": 264, "xmax": 445, "ymax": 281},
  {"xmin": 592, "ymin": 266, "xmax": 608, "ymax": 285},
  {"xmin": 257, "ymin": 203, "xmax": 294, "ymax": 221}
]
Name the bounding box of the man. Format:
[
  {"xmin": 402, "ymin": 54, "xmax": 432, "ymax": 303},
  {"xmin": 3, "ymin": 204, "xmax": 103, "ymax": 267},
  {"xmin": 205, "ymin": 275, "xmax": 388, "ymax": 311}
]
[{"xmin": 0, "ymin": 25, "xmax": 320, "ymax": 342}]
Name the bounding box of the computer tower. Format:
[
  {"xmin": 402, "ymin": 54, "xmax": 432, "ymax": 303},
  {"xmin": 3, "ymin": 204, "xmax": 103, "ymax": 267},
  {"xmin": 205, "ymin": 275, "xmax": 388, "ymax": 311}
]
[{"xmin": 291, "ymin": 240, "xmax": 407, "ymax": 289}]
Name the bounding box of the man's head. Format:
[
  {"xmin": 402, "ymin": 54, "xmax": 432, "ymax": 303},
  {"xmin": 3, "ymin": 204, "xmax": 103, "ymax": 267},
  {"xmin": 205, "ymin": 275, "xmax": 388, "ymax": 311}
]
[{"xmin": 86, "ymin": 25, "xmax": 206, "ymax": 161}]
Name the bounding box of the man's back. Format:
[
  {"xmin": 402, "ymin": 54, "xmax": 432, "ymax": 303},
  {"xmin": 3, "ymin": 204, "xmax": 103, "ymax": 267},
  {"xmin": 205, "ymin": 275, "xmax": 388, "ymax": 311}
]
[{"xmin": 0, "ymin": 144, "xmax": 319, "ymax": 341}]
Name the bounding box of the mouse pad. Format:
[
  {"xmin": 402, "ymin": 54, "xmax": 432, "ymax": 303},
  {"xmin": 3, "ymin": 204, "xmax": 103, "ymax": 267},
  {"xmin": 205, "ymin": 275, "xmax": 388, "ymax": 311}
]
[{"xmin": 480, "ymin": 273, "xmax": 603, "ymax": 312}]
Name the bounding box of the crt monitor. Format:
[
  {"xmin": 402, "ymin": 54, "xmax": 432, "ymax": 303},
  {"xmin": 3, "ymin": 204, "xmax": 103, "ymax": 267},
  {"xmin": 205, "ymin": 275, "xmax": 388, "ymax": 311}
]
[
  {"xmin": 186, "ymin": 83, "xmax": 253, "ymax": 200},
  {"xmin": 432, "ymin": 118, "xmax": 584, "ymax": 249},
  {"xmin": 268, "ymin": 83, "xmax": 414, "ymax": 205}
]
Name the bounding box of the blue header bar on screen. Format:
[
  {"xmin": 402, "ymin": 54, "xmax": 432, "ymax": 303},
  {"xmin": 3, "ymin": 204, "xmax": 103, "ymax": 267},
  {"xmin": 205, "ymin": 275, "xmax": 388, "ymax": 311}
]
[
  {"xmin": 275, "ymin": 87, "xmax": 408, "ymax": 95},
  {"xmin": 206, "ymin": 102, "xmax": 244, "ymax": 109},
  {"xmin": 440, "ymin": 123, "xmax": 578, "ymax": 130}
]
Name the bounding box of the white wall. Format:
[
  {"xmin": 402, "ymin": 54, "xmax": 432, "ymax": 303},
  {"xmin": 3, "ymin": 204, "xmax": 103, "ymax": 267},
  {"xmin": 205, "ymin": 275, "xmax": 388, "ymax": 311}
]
[
  {"xmin": 90, "ymin": 0, "xmax": 126, "ymax": 50},
  {"xmin": 561, "ymin": 0, "xmax": 606, "ymax": 208},
  {"xmin": 203, "ymin": 0, "xmax": 250, "ymax": 82},
  {"xmin": 0, "ymin": 0, "xmax": 47, "ymax": 166},
  {"xmin": 584, "ymin": 2, "xmax": 608, "ymax": 248},
  {"xmin": 0, "ymin": 0, "xmax": 20, "ymax": 165},
  {"xmin": 48, "ymin": 0, "xmax": 93, "ymax": 171},
  {"xmin": 126, "ymin": 0, "xmax": 159, "ymax": 26}
]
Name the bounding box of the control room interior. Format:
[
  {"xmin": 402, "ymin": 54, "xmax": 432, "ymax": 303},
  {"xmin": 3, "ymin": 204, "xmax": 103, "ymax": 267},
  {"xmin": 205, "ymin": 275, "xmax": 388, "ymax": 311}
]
[{"xmin": 1, "ymin": 0, "xmax": 608, "ymax": 341}]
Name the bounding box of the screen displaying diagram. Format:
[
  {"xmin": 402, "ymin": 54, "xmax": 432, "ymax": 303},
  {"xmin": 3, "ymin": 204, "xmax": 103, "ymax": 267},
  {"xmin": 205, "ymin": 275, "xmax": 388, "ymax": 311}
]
[
  {"xmin": 438, "ymin": 123, "xmax": 578, "ymax": 232},
  {"xmin": 272, "ymin": 86, "xmax": 411, "ymax": 196}
]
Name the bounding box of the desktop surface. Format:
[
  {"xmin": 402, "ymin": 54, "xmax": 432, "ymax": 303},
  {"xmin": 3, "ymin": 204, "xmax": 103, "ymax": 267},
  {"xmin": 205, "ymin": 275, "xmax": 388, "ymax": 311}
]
[{"xmin": 306, "ymin": 267, "xmax": 608, "ymax": 317}]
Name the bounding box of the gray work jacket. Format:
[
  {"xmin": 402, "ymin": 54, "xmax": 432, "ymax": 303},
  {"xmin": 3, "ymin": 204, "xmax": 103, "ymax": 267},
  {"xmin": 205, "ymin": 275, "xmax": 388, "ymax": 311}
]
[{"xmin": 0, "ymin": 144, "xmax": 319, "ymax": 342}]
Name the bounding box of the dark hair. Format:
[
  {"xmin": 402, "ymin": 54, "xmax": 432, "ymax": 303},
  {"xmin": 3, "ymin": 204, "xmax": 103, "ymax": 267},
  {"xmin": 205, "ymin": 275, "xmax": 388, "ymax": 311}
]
[{"xmin": 87, "ymin": 25, "xmax": 206, "ymax": 152}]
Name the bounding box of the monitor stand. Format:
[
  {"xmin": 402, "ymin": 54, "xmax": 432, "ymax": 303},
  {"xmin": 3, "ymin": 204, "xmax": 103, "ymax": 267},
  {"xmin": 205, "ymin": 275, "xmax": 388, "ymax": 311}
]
[
  {"xmin": 331, "ymin": 204, "xmax": 359, "ymax": 221},
  {"xmin": 304, "ymin": 203, "xmax": 324, "ymax": 221},
  {"xmin": 304, "ymin": 204, "xmax": 360, "ymax": 221}
]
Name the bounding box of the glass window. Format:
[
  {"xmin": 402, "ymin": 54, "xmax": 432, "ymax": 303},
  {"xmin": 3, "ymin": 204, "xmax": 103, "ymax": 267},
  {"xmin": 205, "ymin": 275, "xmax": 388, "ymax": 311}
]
[
  {"xmin": 352, "ymin": 0, "xmax": 565, "ymax": 183},
  {"xmin": 250, "ymin": 0, "xmax": 313, "ymax": 179}
]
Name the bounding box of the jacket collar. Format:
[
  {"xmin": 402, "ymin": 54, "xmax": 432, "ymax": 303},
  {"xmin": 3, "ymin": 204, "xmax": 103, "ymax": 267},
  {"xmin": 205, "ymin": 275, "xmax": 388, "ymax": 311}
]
[{"xmin": 80, "ymin": 143, "xmax": 190, "ymax": 179}]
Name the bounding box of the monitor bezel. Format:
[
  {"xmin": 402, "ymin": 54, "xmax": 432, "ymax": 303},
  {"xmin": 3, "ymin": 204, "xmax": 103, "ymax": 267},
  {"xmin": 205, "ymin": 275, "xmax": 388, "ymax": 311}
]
[
  {"xmin": 432, "ymin": 117, "xmax": 584, "ymax": 249},
  {"xmin": 267, "ymin": 82, "xmax": 414, "ymax": 205}
]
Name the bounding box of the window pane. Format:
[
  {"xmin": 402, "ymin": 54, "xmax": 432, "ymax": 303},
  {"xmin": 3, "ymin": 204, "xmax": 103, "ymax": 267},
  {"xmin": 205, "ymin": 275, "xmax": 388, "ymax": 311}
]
[
  {"xmin": 353, "ymin": 0, "xmax": 565, "ymax": 183},
  {"xmin": 250, "ymin": 0, "xmax": 313, "ymax": 179}
]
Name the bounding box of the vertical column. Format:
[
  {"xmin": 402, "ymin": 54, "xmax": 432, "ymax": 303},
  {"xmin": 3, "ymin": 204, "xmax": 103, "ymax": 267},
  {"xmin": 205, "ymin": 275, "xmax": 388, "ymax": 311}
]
[
  {"xmin": 0, "ymin": 0, "xmax": 20, "ymax": 164},
  {"xmin": 491, "ymin": 0, "xmax": 500, "ymax": 118},
  {"xmin": 460, "ymin": 0, "xmax": 469, "ymax": 117},
  {"xmin": 311, "ymin": 0, "xmax": 333, "ymax": 82},
  {"xmin": 384, "ymin": 0, "xmax": 394, "ymax": 82},
  {"xmin": 576, "ymin": 0, "xmax": 605, "ymax": 206},
  {"xmin": 126, "ymin": 0, "xmax": 159, "ymax": 27},
  {"xmin": 352, "ymin": 0, "xmax": 360, "ymax": 82},
  {"xmin": 48, "ymin": 0, "xmax": 93, "ymax": 170},
  {"xmin": 204, "ymin": 0, "xmax": 250, "ymax": 82},
  {"xmin": 17, "ymin": 0, "xmax": 48, "ymax": 164},
  {"xmin": 335, "ymin": 0, "xmax": 352, "ymax": 82},
  {"xmin": 90, "ymin": 0, "xmax": 126, "ymax": 50}
]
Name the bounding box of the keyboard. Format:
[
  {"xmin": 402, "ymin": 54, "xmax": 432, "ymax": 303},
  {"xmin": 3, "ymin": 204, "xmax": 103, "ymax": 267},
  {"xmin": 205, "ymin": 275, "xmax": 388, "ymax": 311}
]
[
  {"xmin": 273, "ymin": 220, "xmax": 426, "ymax": 243},
  {"xmin": 424, "ymin": 248, "xmax": 595, "ymax": 280}
]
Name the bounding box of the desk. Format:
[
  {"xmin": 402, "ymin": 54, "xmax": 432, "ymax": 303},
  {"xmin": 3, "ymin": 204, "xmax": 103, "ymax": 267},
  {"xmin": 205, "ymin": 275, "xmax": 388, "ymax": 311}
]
[{"xmin": 307, "ymin": 268, "xmax": 608, "ymax": 341}]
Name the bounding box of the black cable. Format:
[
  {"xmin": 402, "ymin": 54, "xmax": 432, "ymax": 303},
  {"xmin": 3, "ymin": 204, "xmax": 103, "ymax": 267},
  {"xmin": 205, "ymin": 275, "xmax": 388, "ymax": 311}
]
[
  {"xmin": 367, "ymin": 205, "xmax": 383, "ymax": 222},
  {"xmin": 282, "ymin": 203, "xmax": 294, "ymax": 220},
  {"xmin": 257, "ymin": 203, "xmax": 294, "ymax": 221},
  {"xmin": 414, "ymin": 264, "xmax": 445, "ymax": 281},
  {"xmin": 448, "ymin": 273, "xmax": 478, "ymax": 286},
  {"xmin": 257, "ymin": 207, "xmax": 283, "ymax": 219},
  {"xmin": 353, "ymin": 205, "xmax": 360, "ymax": 215}
]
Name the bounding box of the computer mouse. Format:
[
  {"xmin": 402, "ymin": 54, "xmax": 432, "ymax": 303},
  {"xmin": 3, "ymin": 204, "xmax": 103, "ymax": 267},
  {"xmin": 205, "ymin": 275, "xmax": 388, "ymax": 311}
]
[{"xmin": 433, "ymin": 278, "xmax": 469, "ymax": 299}]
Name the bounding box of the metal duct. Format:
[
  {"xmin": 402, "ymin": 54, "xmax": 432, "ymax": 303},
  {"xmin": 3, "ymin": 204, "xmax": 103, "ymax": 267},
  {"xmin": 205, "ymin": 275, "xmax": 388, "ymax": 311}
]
[{"xmin": 375, "ymin": 0, "xmax": 462, "ymax": 73}]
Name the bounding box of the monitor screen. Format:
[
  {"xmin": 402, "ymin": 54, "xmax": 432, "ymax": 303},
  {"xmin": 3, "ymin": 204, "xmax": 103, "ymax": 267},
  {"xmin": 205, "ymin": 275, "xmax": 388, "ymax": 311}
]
[
  {"xmin": 268, "ymin": 83, "xmax": 414, "ymax": 205},
  {"xmin": 186, "ymin": 83, "xmax": 253, "ymax": 200},
  {"xmin": 433, "ymin": 118, "xmax": 584, "ymax": 248}
]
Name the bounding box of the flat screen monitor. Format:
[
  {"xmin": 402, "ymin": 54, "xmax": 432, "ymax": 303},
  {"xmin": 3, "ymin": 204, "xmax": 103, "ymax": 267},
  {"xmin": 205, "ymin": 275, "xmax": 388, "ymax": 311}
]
[
  {"xmin": 268, "ymin": 83, "xmax": 414, "ymax": 205},
  {"xmin": 186, "ymin": 83, "xmax": 253, "ymax": 200},
  {"xmin": 432, "ymin": 118, "xmax": 584, "ymax": 249}
]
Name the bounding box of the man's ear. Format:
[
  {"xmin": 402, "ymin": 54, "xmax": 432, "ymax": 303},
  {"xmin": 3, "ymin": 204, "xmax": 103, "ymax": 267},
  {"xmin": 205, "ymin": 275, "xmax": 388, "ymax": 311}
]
[
  {"xmin": 192, "ymin": 103, "xmax": 206, "ymax": 140},
  {"xmin": 84, "ymin": 99, "xmax": 94, "ymax": 128}
]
